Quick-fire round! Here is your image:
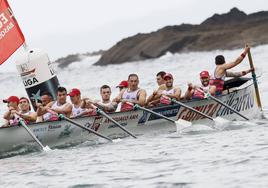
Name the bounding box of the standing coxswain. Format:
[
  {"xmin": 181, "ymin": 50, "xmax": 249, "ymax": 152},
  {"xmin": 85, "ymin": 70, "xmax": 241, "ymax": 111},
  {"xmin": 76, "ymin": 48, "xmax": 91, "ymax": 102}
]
[{"xmin": 210, "ymin": 45, "xmax": 253, "ymax": 95}]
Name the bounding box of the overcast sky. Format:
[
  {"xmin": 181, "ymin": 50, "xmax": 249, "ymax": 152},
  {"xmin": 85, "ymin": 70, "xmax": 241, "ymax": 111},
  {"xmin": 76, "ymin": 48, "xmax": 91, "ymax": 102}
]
[{"xmin": 7, "ymin": 0, "xmax": 268, "ymax": 60}]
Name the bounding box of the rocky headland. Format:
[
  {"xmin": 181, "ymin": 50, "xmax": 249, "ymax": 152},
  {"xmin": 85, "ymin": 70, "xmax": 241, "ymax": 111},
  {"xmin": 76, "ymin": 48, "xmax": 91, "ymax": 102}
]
[{"xmin": 94, "ymin": 8, "xmax": 268, "ymax": 66}]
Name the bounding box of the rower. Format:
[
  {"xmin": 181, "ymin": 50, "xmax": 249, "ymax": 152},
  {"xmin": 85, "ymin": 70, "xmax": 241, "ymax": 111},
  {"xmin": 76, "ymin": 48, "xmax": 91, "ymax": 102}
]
[
  {"xmin": 67, "ymin": 88, "xmax": 86, "ymax": 118},
  {"xmin": 17, "ymin": 97, "xmax": 37, "ymax": 124},
  {"xmin": 210, "ymin": 45, "xmax": 253, "ymax": 95},
  {"xmin": 116, "ymin": 80, "xmax": 128, "ymax": 91},
  {"xmin": 148, "ymin": 73, "xmax": 181, "ymax": 106},
  {"xmin": 160, "ymin": 73, "xmax": 181, "ymax": 104},
  {"xmin": 184, "ymin": 71, "xmax": 216, "ymax": 100},
  {"xmin": 3, "ymin": 96, "xmax": 20, "ymax": 126},
  {"xmin": 94, "ymin": 85, "xmax": 117, "ymax": 113},
  {"xmin": 146, "ymin": 71, "xmax": 167, "ymax": 106},
  {"xmin": 45, "ymin": 87, "xmax": 72, "ymax": 118},
  {"xmin": 36, "ymin": 91, "xmax": 57, "ymax": 122},
  {"xmin": 114, "ymin": 73, "xmax": 147, "ymax": 111}
]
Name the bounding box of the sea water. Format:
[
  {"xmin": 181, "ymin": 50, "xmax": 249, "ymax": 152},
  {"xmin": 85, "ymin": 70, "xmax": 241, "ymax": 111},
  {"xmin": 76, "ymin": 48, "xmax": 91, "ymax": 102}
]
[{"xmin": 0, "ymin": 45, "xmax": 268, "ymax": 187}]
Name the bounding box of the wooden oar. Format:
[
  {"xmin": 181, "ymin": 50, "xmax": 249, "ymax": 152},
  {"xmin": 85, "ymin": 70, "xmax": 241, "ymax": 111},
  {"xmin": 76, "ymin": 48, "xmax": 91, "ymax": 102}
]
[
  {"xmin": 205, "ymin": 93, "xmax": 249, "ymax": 120},
  {"xmin": 19, "ymin": 119, "xmax": 51, "ymax": 151},
  {"xmin": 248, "ymin": 48, "xmax": 263, "ymax": 111},
  {"xmin": 58, "ymin": 114, "xmax": 113, "ymax": 142},
  {"xmin": 96, "ymin": 108, "xmax": 137, "ymax": 139}
]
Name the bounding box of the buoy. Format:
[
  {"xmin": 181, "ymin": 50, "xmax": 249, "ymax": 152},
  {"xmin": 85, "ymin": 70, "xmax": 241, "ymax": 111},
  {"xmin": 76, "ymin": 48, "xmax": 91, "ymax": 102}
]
[{"xmin": 16, "ymin": 48, "xmax": 60, "ymax": 110}]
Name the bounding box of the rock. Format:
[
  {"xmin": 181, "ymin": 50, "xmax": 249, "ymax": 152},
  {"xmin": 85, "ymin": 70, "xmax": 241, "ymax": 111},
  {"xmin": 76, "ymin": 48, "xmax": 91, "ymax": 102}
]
[
  {"xmin": 54, "ymin": 50, "xmax": 105, "ymax": 68},
  {"xmin": 95, "ymin": 8, "xmax": 268, "ymax": 66}
]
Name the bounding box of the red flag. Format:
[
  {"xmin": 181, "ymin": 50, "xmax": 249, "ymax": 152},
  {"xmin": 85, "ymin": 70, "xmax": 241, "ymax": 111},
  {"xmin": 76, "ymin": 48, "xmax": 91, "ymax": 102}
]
[{"xmin": 0, "ymin": 0, "xmax": 25, "ymax": 65}]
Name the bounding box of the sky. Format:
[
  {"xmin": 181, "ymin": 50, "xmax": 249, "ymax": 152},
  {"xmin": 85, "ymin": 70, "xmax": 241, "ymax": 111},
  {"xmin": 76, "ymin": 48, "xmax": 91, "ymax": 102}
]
[{"xmin": 6, "ymin": 0, "xmax": 268, "ymax": 61}]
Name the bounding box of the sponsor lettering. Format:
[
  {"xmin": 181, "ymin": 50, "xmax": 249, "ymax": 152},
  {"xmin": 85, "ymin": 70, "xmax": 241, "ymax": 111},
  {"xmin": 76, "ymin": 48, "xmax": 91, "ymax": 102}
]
[
  {"xmin": 216, "ymin": 92, "xmax": 254, "ymax": 116},
  {"xmin": 23, "ymin": 77, "xmax": 39, "ymax": 86},
  {"xmin": 90, "ymin": 116, "xmax": 103, "ymax": 131},
  {"xmin": 50, "ymin": 68, "xmax": 56, "ymax": 76},
  {"xmin": 48, "ymin": 124, "xmax": 61, "ymax": 130},
  {"xmin": 0, "ymin": 21, "xmax": 14, "ymax": 39},
  {"xmin": 0, "ymin": 13, "xmax": 8, "ymax": 27},
  {"xmin": 178, "ymin": 103, "xmax": 219, "ymax": 121},
  {"xmin": 83, "ymin": 117, "xmax": 103, "ymax": 132},
  {"xmin": 33, "ymin": 127, "xmax": 48, "ymax": 133},
  {"xmin": 104, "ymin": 114, "xmax": 138, "ymax": 124},
  {"xmin": 0, "ymin": 8, "xmax": 15, "ymax": 40},
  {"xmin": 148, "ymin": 105, "xmax": 180, "ymax": 121}
]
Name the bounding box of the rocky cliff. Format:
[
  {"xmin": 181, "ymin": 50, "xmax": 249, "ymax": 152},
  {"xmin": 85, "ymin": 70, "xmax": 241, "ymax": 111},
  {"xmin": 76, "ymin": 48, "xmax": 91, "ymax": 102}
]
[{"xmin": 95, "ymin": 8, "xmax": 268, "ymax": 66}]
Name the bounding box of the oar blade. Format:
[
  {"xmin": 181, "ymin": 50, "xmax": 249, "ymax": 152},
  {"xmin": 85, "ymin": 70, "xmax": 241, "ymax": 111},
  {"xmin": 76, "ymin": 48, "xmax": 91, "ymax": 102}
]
[
  {"xmin": 43, "ymin": 145, "xmax": 52, "ymax": 152},
  {"xmin": 175, "ymin": 119, "xmax": 192, "ymax": 133},
  {"xmin": 112, "ymin": 138, "xmax": 123, "ymax": 143},
  {"xmin": 213, "ymin": 116, "xmax": 230, "ymax": 130}
]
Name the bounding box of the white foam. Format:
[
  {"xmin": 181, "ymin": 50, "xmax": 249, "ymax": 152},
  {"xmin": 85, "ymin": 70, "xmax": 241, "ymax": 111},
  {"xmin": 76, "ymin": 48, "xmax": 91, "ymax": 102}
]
[{"xmin": 175, "ymin": 119, "xmax": 192, "ymax": 133}]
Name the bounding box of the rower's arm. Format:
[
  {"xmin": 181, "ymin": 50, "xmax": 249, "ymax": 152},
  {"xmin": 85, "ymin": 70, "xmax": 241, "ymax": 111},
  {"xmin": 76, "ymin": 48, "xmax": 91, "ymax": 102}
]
[
  {"xmin": 52, "ymin": 104, "xmax": 72, "ymax": 117},
  {"xmin": 3, "ymin": 111, "xmax": 11, "ymax": 121},
  {"xmin": 209, "ymin": 85, "xmax": 216, "ymax": 96},
  {"xmin": 222, "ymin": 46, "xmax": 250, "ymax": 70},
  {"xmin": 19, "ymin": 112, "xmax": 37, "ymax": 122},
  {"xmin": 3, "ymin": 107, "xmax": 16, "ymax": 121},
  {"xmin": 135, "ymin": 89, "xmax": 147, "ymax": 106},
  {"xmin": 113, "ymin": 89, "xmax": 125, "ymax": 103},
  {"xmin": 36, "ymin": 105, "xmax": 47, "ymax": 116},
  {"xmin": 226, "ymin": 71, "xmax": 242, "ymax": 78},
  {"xmin": 95, "ymin": 101, "xmax": 118, "ymax": 113}
]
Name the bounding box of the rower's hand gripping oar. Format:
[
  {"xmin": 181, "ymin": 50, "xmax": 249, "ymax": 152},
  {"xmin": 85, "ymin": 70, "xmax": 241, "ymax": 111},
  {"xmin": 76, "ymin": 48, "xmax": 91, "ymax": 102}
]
[
  {"xmin": 95, "ymin": 107, "xmax": 137, "ymax": 139},
  {"xmin": 58, "ymin": 114, "xmax": 113, "ymax": 142},
  {"xmin": 18, "ymin": 119, "xmax": 51, "ymax": 151},
  {"xmin": 205, "ymin": 93, "xmax": 249, "ymax": 120}
]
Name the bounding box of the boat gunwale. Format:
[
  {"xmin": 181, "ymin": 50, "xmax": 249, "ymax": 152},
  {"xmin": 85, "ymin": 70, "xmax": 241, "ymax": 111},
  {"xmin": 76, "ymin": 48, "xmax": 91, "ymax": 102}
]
[{"xmin": 0, "ymin": 80, "xmax": 255, "ymax": 130}]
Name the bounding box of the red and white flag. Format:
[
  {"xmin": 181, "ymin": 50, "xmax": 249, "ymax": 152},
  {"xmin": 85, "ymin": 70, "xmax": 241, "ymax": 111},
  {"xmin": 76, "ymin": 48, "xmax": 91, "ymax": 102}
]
[{"xmin": 0, "ymin": 0, "xmax": 25, "ymax": 65}]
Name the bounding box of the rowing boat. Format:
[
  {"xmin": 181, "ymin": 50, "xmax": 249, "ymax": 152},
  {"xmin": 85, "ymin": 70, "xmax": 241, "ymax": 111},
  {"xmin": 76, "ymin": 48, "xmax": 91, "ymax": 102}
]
[{"xmin": 0, "ymin": 78, "xmax": 261, "ymax": 154}]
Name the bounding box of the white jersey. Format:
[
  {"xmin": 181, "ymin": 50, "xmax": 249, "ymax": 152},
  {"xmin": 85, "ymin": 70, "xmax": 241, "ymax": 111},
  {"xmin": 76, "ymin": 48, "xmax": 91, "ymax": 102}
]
[
  {"xmin": 71, "ymin": 104, "xmax": 85, "ymax": 117},
  {"xmin": 162, "ymin": 88, "xmax": 175, "ymax": 95},
  {"xmin": 122, "ymin": 89, "xmax": 140, "ymax": 102},
  {"xmin": 51, "ymin": 101, "xmax": 69, "ymax": 110},
  {"xmin": 43, "ymin": 111, "xmax": 54, "ymax": 121},
  {"xmin": 121, "ymin": 89, "xmax": 141, "ymax": 111}
]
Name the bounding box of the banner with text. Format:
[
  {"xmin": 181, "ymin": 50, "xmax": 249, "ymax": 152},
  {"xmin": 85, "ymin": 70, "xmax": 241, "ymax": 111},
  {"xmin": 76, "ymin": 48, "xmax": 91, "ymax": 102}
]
[{"xmin": 0, "ymin": 0, "xmax": 25, "ymax": 65}]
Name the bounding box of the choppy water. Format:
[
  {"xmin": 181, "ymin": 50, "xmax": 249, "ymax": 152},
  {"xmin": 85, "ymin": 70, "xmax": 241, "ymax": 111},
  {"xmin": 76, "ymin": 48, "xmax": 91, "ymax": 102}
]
[{"xmin": 1, "ymin": 45, "xmax": 268, "ymax": 187}]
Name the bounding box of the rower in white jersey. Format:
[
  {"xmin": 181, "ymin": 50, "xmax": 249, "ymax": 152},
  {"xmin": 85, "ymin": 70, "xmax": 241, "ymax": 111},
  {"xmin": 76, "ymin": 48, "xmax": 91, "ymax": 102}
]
[
  {"xmin": 93, "ymin": 85, "xmax": 117, "ymax": 113},
  {"xmin": 148, "ymin": 73, "xmax": 181, "ymax": 105},
  {"xmin": 36, "ymin": 91, "xmax": 58, "ymax": 122},
  {"xmin": 46, "ymin": 87, "xmax": 72, "ymax": 118},
  {"xmin": 184, "ymin": 71, "xmax": 216, "ymax": 100},
  {"xmin": 67, "ymin": 88, "xmax": 87, "ymax": 118},
  {"xmin": 114, "ymin": 73, "xmax": 147, "ymax": 111}
]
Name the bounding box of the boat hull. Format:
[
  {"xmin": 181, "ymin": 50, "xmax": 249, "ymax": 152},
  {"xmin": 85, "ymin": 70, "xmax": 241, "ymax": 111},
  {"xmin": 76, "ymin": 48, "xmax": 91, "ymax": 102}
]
[{"xmin": 0, "ymin": 83, "xmax": 260, "ymax": 153}]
